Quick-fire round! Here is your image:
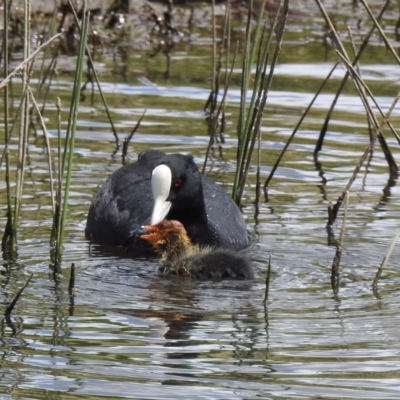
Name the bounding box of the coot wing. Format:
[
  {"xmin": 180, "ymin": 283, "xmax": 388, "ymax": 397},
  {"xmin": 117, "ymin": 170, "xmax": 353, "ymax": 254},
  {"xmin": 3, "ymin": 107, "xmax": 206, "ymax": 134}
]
[
  {"xmin": 201, "ymin": 176, "xmax": 248, "ymax": 250},
  {"xmin": 85, "ymin": 150, "xmax": 164, "ymax": 245}
]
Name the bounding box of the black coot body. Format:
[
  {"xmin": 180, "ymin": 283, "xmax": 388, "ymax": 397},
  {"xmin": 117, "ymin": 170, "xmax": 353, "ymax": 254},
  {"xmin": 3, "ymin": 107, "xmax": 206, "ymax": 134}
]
[
  {"xmin": 159, "ymin": 249, "xmax": 254, "ymax": 280},
  {"xmin": 86, "ymin": 150, "xmax": 248, "ymax": 252}
]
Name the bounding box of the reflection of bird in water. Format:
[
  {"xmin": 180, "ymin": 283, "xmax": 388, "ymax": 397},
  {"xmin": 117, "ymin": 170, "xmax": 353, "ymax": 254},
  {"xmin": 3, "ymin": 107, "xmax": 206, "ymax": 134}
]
[
  {"xmin": 86, "ymin": 150, "xmax": 248, "ymax": 253},
  {"xmin": 138, "ymin": 220, "xmax": 254, "ymax": 280}
]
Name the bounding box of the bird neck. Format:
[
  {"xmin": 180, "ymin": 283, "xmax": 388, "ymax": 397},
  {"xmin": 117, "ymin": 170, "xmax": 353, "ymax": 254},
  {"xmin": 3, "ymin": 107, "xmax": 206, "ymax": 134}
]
[{"xmin": 157, "ymin": 232, "xmax": 195, "ymax": 262}]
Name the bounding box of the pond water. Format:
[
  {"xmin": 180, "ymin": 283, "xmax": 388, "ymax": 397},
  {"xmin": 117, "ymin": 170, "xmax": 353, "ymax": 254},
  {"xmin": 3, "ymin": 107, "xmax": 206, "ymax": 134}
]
[{"xmin": 2, "ymin": 1, "xmax": 400, "ymax": 399}]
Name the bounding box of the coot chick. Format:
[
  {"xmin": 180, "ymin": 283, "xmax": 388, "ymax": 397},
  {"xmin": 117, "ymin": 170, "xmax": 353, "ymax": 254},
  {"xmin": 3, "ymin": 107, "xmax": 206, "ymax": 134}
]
[
  {"xmin": 86, "ymin": 150, "xmax": 248, "ymax": 252},
  {"xmin": 138, "ymin": 220, "xmax": 254, "ymax": 280}
]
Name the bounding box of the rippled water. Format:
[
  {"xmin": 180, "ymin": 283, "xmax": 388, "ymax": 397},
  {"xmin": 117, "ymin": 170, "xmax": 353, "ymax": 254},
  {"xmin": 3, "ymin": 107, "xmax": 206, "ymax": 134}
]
[{"xmin": 2, "ymin": 1, "xmax": 400, "ymax": 399}]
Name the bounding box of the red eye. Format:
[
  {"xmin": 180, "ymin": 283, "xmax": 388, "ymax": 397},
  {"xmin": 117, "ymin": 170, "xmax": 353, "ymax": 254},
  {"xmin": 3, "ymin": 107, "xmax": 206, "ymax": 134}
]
[{"xmin": 174, "ymin": 179, "xmax": 182, "ymax": 188}]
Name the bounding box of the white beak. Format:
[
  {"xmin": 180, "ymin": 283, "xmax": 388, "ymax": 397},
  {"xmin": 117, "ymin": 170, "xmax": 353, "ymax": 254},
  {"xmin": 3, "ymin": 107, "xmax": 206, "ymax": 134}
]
[{"xmin": 150, "ymin": 164, "xmax": 172, "ymax": 224}]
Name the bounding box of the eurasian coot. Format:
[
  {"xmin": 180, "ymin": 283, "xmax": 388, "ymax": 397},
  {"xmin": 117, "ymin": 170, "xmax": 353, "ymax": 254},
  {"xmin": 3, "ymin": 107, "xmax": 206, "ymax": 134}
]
[
  {"xmin": 86, "ymin": 150, "xmax": 248, "ymax": 252},
  {"xmin": 138, "ymin": 220, "xmax": 254, "ymax": 280}
]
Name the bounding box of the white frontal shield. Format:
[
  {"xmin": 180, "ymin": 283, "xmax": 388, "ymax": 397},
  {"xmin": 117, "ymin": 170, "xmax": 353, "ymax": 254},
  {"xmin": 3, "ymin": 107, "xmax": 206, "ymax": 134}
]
[{"xmin": 150, "ymin": 164, "xmax": 172, "ymax": 224}]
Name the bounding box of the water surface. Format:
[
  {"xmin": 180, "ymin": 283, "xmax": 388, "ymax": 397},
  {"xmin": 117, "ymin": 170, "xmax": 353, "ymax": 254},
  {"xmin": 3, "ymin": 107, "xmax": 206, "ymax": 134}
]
[{"xmin": 2, "ymin": 1, "xmax": 400, "ymax": 399}]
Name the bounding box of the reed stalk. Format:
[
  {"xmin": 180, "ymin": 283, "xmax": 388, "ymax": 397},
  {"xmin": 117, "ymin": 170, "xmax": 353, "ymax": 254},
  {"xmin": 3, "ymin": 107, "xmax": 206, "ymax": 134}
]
[
  {"xmin": 50, "ymin": 98, "xmax": 63, "ymax": 246},
  {"xmin": 336, "ymin": 52, "xmax": 400, "ymax": 146},
  {"xmin": 237, "ymin": 0, "xmax": 268, "ymax": 140},
  {"xmin": 233, "ymin": 0, "xmax": 288, "ymax": 206},
  {"xmin": 4, "ymin": 273, "xmax": 33, "ymax": 317},
  {"xmin": 68, "ymin": 263, "xmax": 76, "ymax": 296},
  {"xmin": 372, "ymin": 229, "xmax": 400, "ymax": 292},
  {"xmin": 263, "ymin": 62, "xmax": 339, "ymax": 193},
  {"xmin": 0, "ymin": 0, "xmax": 10, "ymax": 66},
  {"xmin": 122, "ymin": 109, "xmax": 146, "ymax": 165},
  {"xmin": 255, "ymin": 114, "xmax": 261, "ymax": 205},
  {"xmin": 27, "ymin": 87, "xmax": 55, "ymax": 215},
  {"xmin": 67, "ymin": 0, "xmax": 119, "ymax": 148},
  {"xmin": 236, "ymin": 0, "xmax": 252, "ymax": 148},
  {"xmin": 27, "ymin": 3, "xmax": 59, "ymax": 150},
  {"xmin": 0, "ymin": 100, "xmax": 22, "ymax": 171},
  {"xmin": 263, "ymin": 253, "xmax": 272, "ymax": 304},
  {"xmin": 68, "ymin": 262, "xmax": 76, "ymax": 316},
  {"xmin": 360, "ymin": 0, "xmax": 400, "ymax": 66},
  {"xmin": 347, "ymin": 26, "xmax": 374, "ymax": 144},
  {"xmin": 0, "ymin": 33, "xmax": 62, "ymax": 92},
  {"xmin": 202, "ymin": 0, "xmax": 224, "ymax": 171},
  {"xmin": 2, "ymin": 0, "xmax": 12, "ymax": 251},
  {"xmin": 31, "ymin": 3, "xmax": 58, "ymax": 107},
  {"xmin": 203, "ymin": 4, "xmax": 237, "ymax": 173},
  {"xmin": 211, "ymin": 0, "xmax": 216, "ymax": 124},
  {"xmin": 238, "ymin": 2, "xmax": 289, "ymax": 203},
  {"xmin": 314, "ymin": 0, "xmax": 390, "ymax": 156},
  {"xmin": 329, "ymin": 88, "xmax": 400, "ymax": 225},
  {"xmin": 212, "ymin": 0, "xmax": 230, "ymax": 146},
  {"xmin": 2, "ymin": 151, "xmax": 12, "ymax": 252},
  {"xmin": 314, "ymin": 0, "xmax": 398, "ymax": 177},
  {"xmin": 9, "ymin": 0, "xmax": 31, "ymax": 251},
  {"xmin": 335, "ymin": 49, "xmax": 398, "ymax": 176},
  {"xmin": 53, "ymin": 5, "xmax": 89, "ymax": 270},
  {"xmin": 313, "ymin": 0, "xmax": 399, "ymax": 226},
  {"xmin": 39, "ymin": 50, "xmax": 59, "ymax": 117},
  {"xmin": 331, "ymin": 191, "xmax": 349, "ymax": 294}
]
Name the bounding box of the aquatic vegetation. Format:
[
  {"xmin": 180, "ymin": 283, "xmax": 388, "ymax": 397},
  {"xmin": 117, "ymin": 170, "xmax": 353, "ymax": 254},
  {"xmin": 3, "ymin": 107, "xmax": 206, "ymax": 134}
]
[
  {"xmin": 2, "ymin": 1, "xmax": 400, "ymax": 398},
  {"xmin": 1, "ymin": 0, "xmax": 400, "ymax": 295}
]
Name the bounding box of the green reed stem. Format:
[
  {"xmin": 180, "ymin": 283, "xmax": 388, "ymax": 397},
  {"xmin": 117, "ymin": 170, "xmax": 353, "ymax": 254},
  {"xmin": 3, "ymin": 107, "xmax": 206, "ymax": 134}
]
[
  {"xmin": 50, "ymin": 98, "xmax": 63, "ymax": 246},
  {"xmin": 203, "ymin": 5, "xmax": 234, "ymax": 173},
  {"xmin": 233, "ymin": 15, "xmax": 270, "ymax": 203},
  {"xmin": 0, "ymin": 0, "xmax": 10, "ymax": 67},
  {"xmin": 202, "ymin": 0, "xmax": 218, "ymax": 172},
  {"xmin": 0, "ymin": 33, "xmax": 61, "ymax": 174},
  {"xmin": 31, "ymin": 2, "xmax": 58, "ymax": 106},
  {"xmin": 237, "ymin": 0, "xmax": 252, "ymax": 149},
  {"xmin": 2, "ymin": 156, "xmax": 13, "ymax": 252},
  {"xmin": 211, "ymin": 0, "xmax": 216, "ymax": 118},
  {"xmin": 233, "ymin": 0, "xmax": 288, "ymax": 205},
  {"xmin": 237, "ymin": 0, "xmax": 267, "ymax": 143},
  {"xmin": 10, "ymin": 0, "xmax": 31, "ymax": 251},
  {"xmin": 237, "ymin": 1, "xmax": 288, "ymax": 202},
  {"xmin": 55, "ymin": 6, "xmax": 89, "ymax": 269},
  {"xmin": 236, "ymin": 38, "xmax": 268, "ymax": 203},
  {"xmin": 2, "ymin": 0, "xmax": 12, "ymax": 251}
]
